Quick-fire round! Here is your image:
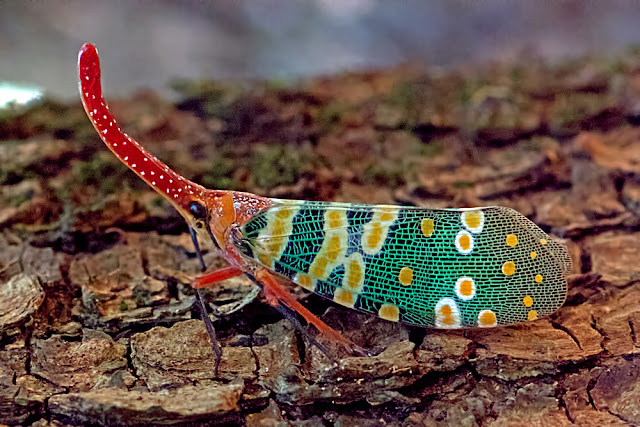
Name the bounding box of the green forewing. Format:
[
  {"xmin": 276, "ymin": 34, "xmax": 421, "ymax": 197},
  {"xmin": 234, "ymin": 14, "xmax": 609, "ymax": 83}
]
[{"xmin": 240, "ymin": 201, "xmax": 570, "ymax": 328}]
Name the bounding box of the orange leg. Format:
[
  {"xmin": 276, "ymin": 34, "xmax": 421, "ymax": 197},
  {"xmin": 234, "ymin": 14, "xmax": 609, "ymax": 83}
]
[
  {"xmin": 256, "ymin": 269, "xmax": 355, "ymax": 347},
  {"xmin": 194, "ymin": 266, "xmax": 244, "ymax": 288}
]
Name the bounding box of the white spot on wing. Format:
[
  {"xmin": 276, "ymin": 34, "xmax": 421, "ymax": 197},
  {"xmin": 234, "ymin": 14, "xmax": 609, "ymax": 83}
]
[
  {"xmin": 454, "ymin": 230, "xmax": 474, "ymax": 255},
  {"xmin": 454, "ymin": 277, "xmax": 476, "ymax": 301},
  {"xmin": 434, "ymin": 297, "xmax": 462, "ymax": 328}
]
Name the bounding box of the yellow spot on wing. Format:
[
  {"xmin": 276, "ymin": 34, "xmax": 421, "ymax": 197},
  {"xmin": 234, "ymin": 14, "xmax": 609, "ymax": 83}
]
[
  {"xmin": 361, "ymin": 208, "xmax": 398, "ymax": 255},
  {"xmin": 295, "ymin": 274, "xmax": 317, "ymax": 292},
  {"xmin": 421, "ymin": 218, "xmax": 434, "ymax": 237},
  {"xmin": 342, "ymin": 253, "xmax": 365, "ymax": 293},
  {"xmin": 460, "ymin": 281, "xmax": 473, "ymax": 296},
  {"xmin": 455, "ymin": 277, "xmax": 475, "ymax": 300},
  {"xmin": 309, "ymin": 217, "xmax": 348, "ymax": 280},
  {"xmin": 535, "ymin": 274, "xmax": 543, "ymax": 283},
  {"xmin": 272, "ymin": 222, "xmax": 286, "ymax": 236},
  {"xmin": 461, "ymin": 210, "xmax": 484, "ymax": 233},
  {"xmin": 275, "ymin": 209, "xmax": 294, "ymax": 220},
  {"xmin": 530, "ymin": 251, "xmax": 537, "ymax": 259},
  {"xmin": 378, "ymin": 304, "xmax": 400, "ymax": 322},
  {"xmin": 346, "ymin": 262, "xmax": 362, "ymax": 288},
  {"xmin": 399, "ymin": 267, "xmax": 413, "ymax": 286},
  {"xmin": 255, "ymin": 206, "xmax": 299, "ymax": 268},
  {"xmin": 528, "ymin": 310, "xmax": 538, "ymax": 321},
  {"xmin": 326, "ymin": 235, "xmax": 342, "ymax": 261},
  {"xmin": 523, "ymin": 295, "xmax": 533, "ymax": 307},
  {"xmin": 310, "ymin": 256, "xmax": 329, "ymax": 278},
  {"xmin": 263, "ymin": 236, "xmax": 284, "ymax": 257},
  {"xmin": 506, "ymin": 234, "xmax": 518, "ymax": 247},
  {"xmin": 540, "ymin": 238, "xmax": 547, "ymax": 245},
  {"xmin": 334, "ymin": 288, "xmax": 356, "ymax": 308},
  {"xmin": 502, "ymin": 261, "xmax": 516, "ymax": 276},
  {"xmin": 455, "ymin": 230, "xmax": 474, "ymax": 254},
  {"xmin": 367, "ymin": 224, "xmax": 383, "ymax": 249},
  {"xmin": 258, "ymin": 253, "xmax": 273, "ymax": 268},
  {"xmin": 326, "ymin": 210, "xmax": 345, "ymax": 228},
  {"xmin": 380, "ymin": 212, "xmax": 394, "ymax": 221},
  {"xmin": 324, "ymin": 209, "xmax": 348, "ymax": 230},
  {"xmin": 435, "ymin": 298, "xmax": 461, "ymax": 328},
  {"xmin": 478, "ymin": 310, "xmax": 497, "ymax": 327},
  {"xmin": 441, "ymin": 315, "xmax": 455, "ymax": 326}
]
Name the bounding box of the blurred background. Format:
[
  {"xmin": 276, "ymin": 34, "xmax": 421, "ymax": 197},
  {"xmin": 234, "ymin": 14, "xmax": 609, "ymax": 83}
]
[{"xmin": 3, "ymin": 0, "xmax": 640, "ymax": 103}]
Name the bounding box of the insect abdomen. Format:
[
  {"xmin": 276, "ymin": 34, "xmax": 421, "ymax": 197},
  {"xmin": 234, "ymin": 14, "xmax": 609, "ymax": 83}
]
[{"xmin": 242, "ymin": 202, "xmax": 570, "ymax": 329}]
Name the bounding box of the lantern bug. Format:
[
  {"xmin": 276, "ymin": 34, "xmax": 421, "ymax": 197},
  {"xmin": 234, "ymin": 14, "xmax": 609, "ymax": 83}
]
[{"xmin": 78, "ymin": 43, "xmax": 571, "ymax": 372}]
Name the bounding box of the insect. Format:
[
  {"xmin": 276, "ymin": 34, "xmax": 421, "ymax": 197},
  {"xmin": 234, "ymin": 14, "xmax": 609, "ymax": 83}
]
[{"xmin": 78, "ymin": 43, "xmax": 571, "ymax": 371}]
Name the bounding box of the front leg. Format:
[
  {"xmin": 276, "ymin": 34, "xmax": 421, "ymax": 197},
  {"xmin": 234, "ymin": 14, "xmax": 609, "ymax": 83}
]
[
  {"xmin": 194, "ymin": 266, "xmax": 244, "ymax": 288},
  {"xmin": 255, "ymin": 268, "xmax": 370, "ymax": 357}
]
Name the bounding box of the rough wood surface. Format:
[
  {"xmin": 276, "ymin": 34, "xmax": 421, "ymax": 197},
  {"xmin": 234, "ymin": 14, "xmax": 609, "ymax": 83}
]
[{"xmin": 1, "ymin": 53, "xmax": 640, "ymax": 425}]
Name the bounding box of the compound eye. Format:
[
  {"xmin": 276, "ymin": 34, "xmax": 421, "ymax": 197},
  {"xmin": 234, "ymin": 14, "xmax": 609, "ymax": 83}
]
[{"xmin": 188, "ymin": 201, "xmax": 206, "ymax": 220}]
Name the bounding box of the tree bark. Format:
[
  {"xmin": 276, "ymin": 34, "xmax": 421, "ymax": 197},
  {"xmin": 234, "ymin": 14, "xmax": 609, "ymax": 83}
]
[{"xmin": 1, "ymin": 58, "xmax": 639, "ymax": 426}]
